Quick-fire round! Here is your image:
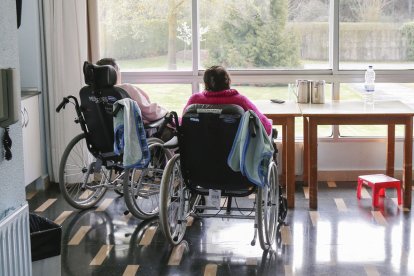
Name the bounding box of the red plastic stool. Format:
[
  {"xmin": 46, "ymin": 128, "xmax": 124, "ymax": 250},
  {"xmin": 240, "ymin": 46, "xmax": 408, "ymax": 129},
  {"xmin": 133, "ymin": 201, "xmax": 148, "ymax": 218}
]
[{"xmin": 357, "ymin": 174, "xmax": 402, "ymax": 207}]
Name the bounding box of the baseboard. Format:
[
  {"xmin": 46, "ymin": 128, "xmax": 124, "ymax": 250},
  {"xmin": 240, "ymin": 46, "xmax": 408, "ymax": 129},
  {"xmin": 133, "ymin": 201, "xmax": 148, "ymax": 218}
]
[
  {"xmin": 42, "ymin": 174, "xmax": 51, "ymax": 189},
  {"xmin": 296, "ymin": 170, "xmax": 408, "ymax": 182},
  {"xmin": 25, "ymin": 174, "xmax": 50, "ymax": 192}
]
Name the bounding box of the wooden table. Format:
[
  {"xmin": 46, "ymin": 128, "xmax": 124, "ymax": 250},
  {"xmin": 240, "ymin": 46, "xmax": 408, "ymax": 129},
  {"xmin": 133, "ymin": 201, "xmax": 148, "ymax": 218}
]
[
  {"xmin": 301, "ymin": 101, "xmax": 414, "ymax": 209},
  {"xmin": 254, "ymin": 100, "xmax": 302, "ymax": 208}
]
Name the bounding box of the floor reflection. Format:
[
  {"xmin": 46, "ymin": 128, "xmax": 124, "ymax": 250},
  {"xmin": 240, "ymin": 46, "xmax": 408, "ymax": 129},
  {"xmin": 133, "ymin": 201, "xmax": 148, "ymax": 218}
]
[{"xmin": 26, "ymin": 181, "xmax": 414, "ymax": 276}]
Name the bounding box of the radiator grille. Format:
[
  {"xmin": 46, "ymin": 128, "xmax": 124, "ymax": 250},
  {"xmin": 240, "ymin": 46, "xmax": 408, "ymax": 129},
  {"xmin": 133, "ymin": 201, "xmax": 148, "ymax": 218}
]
[{"xmin": 0, "ymin": 204, "xmax": 32, "ymax": 276}]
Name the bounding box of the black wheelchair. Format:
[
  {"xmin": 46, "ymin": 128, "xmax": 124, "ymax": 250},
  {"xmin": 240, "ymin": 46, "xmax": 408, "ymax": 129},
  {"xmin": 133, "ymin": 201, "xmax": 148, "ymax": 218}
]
[
  {"xmin": 56, "ymin": 62, "xmax": 172, "ymax": 219},
  {"xmin": 159, "ymin": 104, "xmax": 287, "ymax": 251}
]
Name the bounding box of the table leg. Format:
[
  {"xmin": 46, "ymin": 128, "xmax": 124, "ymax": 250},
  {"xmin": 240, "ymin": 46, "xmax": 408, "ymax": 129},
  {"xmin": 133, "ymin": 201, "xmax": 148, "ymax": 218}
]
[
  {"xmin": 282, "ymin": 123, "xmax": 287, "ymax": 189},
  {"xmin": 286, "ymin": 117, "xmax": 295, "ymax": 208},
  {"xmin": 309, "ymin": 118, "xmax": 318, "ymax": 209},
  {"xmin": 403, "ymin": 117, "xmax": 413, "ymax": 209},
  {"xmin": 386, "ymin": 124, "xmax": 395, "ymax": 177},
  {"xmin": 303, "ymin": 117, "xmax": 309, "ymax": 186}
]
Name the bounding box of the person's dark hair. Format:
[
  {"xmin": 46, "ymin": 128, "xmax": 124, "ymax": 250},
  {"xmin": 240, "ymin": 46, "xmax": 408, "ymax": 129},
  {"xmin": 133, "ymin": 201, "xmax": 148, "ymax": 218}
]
[
  {"xmin": 203, "ymin": 66, "xmax": 231, "ymax": 92},
  {"xmin": 96, "ymin": 58, "xmax": 119, "ymax": 72}
]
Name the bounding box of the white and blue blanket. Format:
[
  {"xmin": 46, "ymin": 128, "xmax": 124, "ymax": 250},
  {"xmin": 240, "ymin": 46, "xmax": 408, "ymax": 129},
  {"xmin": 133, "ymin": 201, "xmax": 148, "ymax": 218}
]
[
  {"xmin": 227, "ymin": 110, "xmax": 274, "ymax": 186},
  {"xmin": 113, "ymin": 98, "xmax": 150, "ymax": 169}
]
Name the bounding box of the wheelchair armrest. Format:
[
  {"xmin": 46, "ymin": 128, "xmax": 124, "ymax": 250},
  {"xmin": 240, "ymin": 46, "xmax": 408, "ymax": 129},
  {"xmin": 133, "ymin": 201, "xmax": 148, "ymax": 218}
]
[
  {"xmin": 163, "ymin": 136, "xmax": 178, "ymax": 149},
  {"xmin": 144, "ymin": 117, "xmax": 165, "ymax": 129}
]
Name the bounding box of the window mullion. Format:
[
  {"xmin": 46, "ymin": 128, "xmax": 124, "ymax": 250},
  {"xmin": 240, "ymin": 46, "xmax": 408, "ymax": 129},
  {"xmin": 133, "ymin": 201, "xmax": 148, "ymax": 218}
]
[
  {"xmin": 330, "ymin": 0, "xmax": 340, "ymax": 139},
  {"xmin": 330, "ymin": 0, "xmax": 340, "ymax": 74},
  {"xmin": 191, "ymin": 0, "xmax": 200, "ymax": 94}
]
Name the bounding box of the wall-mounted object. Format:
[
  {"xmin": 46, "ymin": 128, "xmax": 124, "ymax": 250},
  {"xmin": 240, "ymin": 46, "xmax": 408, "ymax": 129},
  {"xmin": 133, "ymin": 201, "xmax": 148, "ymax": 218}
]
[
  {"xmin": 0, "ymin": 69, "xmax": 20, "ymax": 128},
  {"xmin": 16, "ymin": 0, "xmax": 22, "ymax": 28}
]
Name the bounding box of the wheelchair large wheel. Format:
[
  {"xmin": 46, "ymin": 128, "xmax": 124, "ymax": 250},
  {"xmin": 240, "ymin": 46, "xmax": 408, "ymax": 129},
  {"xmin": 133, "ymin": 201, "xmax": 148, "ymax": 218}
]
[
  {"xmin": 59, "ymin": 134, "xmax": 107, "ymax": 209},
  {"xmin": 159, "ymin": 154, "xmax": 190, "ymax": 245},
  {"xmin": 123, "ymin": 138, "xmax": 172, "ymax": 220},
  {"xmin": 257, "ymin": 161, "xmax": 279, "ymax": 251}
]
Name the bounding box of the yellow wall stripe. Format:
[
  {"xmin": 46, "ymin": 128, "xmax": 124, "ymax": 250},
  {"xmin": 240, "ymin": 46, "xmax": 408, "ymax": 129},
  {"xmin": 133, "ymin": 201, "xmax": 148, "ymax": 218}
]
[
  {"xmin": 245, "ymin": 258, "xmax": 257, "ymax": 266},
  {"xmin": 364, "ymin": 265, "xmax": 380, "ymax": 276},
  {"xmin": 122, "ymin": 265, "xmax": 139, "ymax": 276},
  {"xmin": 281, "ymin": 225, "xmax": 292, "ymax": 245},
  {"xmin": 204, "ymin": 264, "xmax": 217, "ymax": 276},
  {"xmin": 68, "ymin": 226, "xmax": 92, "ymax": 245},
  {"xmin": 327, "ymin": 181, "xmax": 337, "ymax": 188},
  {"xmin": 26, "ymin": 191, "xmax": 37, "ymax": 200},
  {"xmin": 168, "ymin": 243, "xmax": 186, "ymax": 266},
  {"xmin": 90, "ymin": 245, "xmax": 114, "ymax": 266},
  {"xmin": 79, "ymin": 190, "xmax": 93, "ymax": 200},
  {"xmin": 186, "ymin": 216, "xmax": 194, "ymax": 227},
  {"xmin": 309, "ymin": 211, "xmax": 319, "ymax": 227},
  {"xmin": 284, "ymin": 265, "xmax": 293, "ymax": 276},
  {"xmin": 139, "ymin": 226, "xmax": 158, "ymax": 246},
  {"xmin": 34, "ymin": 198, "xmax": 57, "ymax": 212},
  {"xmin": 54, "ymin": 211, "xmax": 73, "ymax": 225},
  {"xmin": 371, "ymin": 211, "xmax": 387, "ymax": 226},
  {"xmin": 303, "ymin": 187, "xmax": 309, "ymax": 199},
  {"xmin": 334, "ymin": 198, "xmax": 347, "ymax": 212},
  {"xmin": 96, "ymin": 198, "xmax": 114, "ymax": 212},
  {"xmin": 361, "ymin": 187, "xmax": 371, "ymax": 199}
]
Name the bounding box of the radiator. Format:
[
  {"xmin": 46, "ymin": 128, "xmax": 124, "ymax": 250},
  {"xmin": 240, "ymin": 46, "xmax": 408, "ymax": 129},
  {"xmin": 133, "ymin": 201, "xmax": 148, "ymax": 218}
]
[
  {"xmin": 276, "ymin": 142, "xmax": 303, "ymax": 175},
  {"xmin": 0, "ymin": 204, "xmax": 32, "ymax": 276}
]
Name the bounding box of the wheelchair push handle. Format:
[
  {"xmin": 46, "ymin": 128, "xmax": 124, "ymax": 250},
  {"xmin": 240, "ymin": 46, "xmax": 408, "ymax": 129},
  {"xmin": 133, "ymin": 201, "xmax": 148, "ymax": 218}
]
[
  {"xmin": 56, "ymin": 96, "xmax": 81, "ymax": 113},
  {"xmin": 56, "ymin": 97, "xmax": 70, "ymax": 113},
  {"xmin": 112, "ymin": 104, "xmax": 123, "ymax": 117},
  {"xmin": 249, "ymin": 115, "xmax": 257, "ymax": 138}
]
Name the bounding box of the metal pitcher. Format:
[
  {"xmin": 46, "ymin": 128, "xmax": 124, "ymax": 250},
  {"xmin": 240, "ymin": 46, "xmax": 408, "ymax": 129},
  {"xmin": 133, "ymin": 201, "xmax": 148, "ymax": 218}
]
[
  {"xmin": 310, "ymin": 80, "xmax": 325, "ymax": 104},
  {"xmin": 295, "ymin": 80, "xmax": 310, "ymax": 103}
]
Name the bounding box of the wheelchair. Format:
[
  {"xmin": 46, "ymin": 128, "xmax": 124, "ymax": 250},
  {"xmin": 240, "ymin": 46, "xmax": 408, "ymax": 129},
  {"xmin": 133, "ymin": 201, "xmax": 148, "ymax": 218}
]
[
  {"xmin": 159, "ymin": 104, "xmax": 287, "ymax": 251},
  {"xmin": 56, "ymin": 61, "xmax": 171, "ymax": 219}
]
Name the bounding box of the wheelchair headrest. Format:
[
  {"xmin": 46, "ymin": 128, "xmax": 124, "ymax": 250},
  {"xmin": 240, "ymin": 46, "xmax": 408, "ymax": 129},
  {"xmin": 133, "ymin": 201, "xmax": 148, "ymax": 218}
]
[
  {"xmin": 83, "ymin": 61, "xmax": 117, "ymax": 89},
  {"xmin": 184, "ymin": 104, "xmax": 245, "ymax": 116}
]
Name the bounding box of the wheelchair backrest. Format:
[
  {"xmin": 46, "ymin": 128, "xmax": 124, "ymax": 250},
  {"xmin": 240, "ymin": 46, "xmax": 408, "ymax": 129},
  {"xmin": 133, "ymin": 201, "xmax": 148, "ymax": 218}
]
[
  {"xmin": 180, "ymin": 104, "xmax": 254, "ymax": 191},
  {"xmin": 79, "ymin": 62, "xmax": 130, "ymax": 155}
]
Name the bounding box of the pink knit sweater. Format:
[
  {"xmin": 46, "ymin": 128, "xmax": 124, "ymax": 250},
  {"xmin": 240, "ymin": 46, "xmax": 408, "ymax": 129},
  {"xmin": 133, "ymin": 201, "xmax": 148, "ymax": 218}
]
[{"xmin": 183, "ymin": 89, "xmax": 272, "ymax": 135}]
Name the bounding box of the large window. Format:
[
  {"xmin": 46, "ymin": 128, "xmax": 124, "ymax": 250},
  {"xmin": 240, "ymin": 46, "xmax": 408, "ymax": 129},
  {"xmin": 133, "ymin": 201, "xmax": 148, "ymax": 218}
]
[
  {"xmin": 339, "ymin": 82, "xmax": 414, "ymax": 137},
  {"xmin": 96, "ymin": 0, "xmax": 414, "ymax": 139},
  {"xmin": 339, "ymin": 0, "xmax": 414, "ymax": 70},
  {"xmin": 199, "ymin": 0, "xmax": 329, "ymax": 69},
  {"xmin": 98, "ymin": 0, "xmax": 192, "ymax": 71},
  {"xmin": 137, "ymin": 84, "xmax": 191, "ymax": 117}
]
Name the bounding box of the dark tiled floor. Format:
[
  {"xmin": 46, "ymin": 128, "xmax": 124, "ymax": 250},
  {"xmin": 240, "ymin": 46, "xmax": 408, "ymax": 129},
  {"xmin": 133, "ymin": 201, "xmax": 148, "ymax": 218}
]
[{"xmin": 27, "ymin": 181, "xmax": 414, "ymax": 276}]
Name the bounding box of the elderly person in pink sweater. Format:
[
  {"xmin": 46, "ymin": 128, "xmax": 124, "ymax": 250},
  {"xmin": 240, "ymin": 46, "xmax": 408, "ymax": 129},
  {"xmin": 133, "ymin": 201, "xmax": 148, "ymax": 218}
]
[
  {"xmin": 96, "ymin": 58, "xmax": 168, "ymax": 124},
  {"xmin": 183, "ymin": 65, "xmax": 272, "ymax": 135}
]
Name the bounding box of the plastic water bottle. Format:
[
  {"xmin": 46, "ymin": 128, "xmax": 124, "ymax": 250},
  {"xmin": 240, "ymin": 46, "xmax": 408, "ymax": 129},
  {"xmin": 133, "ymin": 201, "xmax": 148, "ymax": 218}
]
[{"xmin": 364, "ymin": 65, "xmax": 375, "ymax": 104}]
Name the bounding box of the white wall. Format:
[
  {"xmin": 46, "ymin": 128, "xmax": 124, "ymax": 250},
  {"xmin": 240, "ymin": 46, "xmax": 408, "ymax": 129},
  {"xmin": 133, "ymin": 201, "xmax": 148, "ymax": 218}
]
[
  {"xmin": 319, "ymin": 141, "xmax": 388, "ymax": 170},
  {"xmin": 18, "ymin": 0, "xmax": 42, "ymax": 90},
  {"xmin": 17, "ymin": 0, "xmax": 47, "ymax": 179},
  {"xmin": 0, "ymin": 0, "xmax": 26, "ymax": 220}
]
